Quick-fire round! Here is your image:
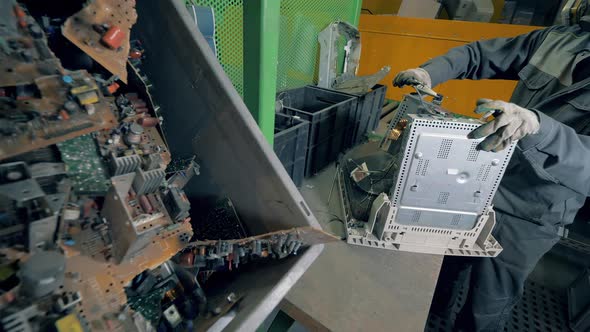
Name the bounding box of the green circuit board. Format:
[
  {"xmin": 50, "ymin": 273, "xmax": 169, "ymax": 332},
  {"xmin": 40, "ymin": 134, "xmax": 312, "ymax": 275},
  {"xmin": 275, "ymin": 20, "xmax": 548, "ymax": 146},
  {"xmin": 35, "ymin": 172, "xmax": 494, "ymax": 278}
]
[{"xmin": 57, "ymin": 134, "xmax": 111, "ymax": 195}]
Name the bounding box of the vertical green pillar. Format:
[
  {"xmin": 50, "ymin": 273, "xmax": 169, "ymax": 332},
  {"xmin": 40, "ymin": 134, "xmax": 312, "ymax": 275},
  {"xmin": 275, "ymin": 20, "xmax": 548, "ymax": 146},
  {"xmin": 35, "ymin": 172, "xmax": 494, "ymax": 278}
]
[
  {"xmin": 243, "ymin": 0, "xmax": 280, "ymax": 146},
  {"xmin": 350, "ymin": 0, "xmax": 363, "ymax": 26}
]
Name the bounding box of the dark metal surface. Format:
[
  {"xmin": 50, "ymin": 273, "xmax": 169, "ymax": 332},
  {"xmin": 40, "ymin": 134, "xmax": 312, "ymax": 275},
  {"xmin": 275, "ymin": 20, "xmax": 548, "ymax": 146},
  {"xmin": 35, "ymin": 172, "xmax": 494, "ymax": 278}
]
[
  {"xmin": 134, "ymin": 1, "xmax": 324, "ymax": 330},
  {"xmin": 427, "ymin": 280, "xmax": 570, "ymax": 332}
]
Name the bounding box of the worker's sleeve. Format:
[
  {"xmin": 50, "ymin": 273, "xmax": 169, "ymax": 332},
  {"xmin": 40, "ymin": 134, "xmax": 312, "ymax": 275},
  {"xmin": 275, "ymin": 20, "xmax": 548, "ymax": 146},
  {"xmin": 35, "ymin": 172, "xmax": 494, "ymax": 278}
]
[
  {"xmin": 420, "ymin": 28, "xmax": 554, "ymax": 87},
  {"xmin": 518, "ymin": 111, "xmax": 590, "ymax": 197}
]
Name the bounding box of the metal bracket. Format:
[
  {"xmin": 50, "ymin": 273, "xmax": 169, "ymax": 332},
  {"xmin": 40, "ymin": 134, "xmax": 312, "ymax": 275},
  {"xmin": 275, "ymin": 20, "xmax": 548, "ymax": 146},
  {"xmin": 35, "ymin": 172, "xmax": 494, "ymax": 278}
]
[{"xmin": 318, "ymin": 21, "xmax": 391, "ymax": 94}]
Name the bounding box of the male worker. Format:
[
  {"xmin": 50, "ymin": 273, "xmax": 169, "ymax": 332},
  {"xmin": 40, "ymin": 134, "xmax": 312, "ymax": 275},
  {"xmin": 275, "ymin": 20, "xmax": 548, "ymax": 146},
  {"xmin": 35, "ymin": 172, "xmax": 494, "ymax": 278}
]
[{"xmin": 394, "ymin": 16, "xmax": 590, "ymax": 331}]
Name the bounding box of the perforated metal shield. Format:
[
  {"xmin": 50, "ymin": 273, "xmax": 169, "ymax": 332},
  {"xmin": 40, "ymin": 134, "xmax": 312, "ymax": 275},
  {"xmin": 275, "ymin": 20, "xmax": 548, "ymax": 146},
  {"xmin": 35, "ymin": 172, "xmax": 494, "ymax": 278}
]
[{"xmin": 391, "ymin": 114, "xmax": 516, "ymax": 230}]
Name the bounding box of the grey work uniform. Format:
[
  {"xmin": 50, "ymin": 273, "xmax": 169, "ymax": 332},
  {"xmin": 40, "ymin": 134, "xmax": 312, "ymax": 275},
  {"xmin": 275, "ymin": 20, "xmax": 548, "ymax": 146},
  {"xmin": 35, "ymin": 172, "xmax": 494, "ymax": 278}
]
[{"xmin": 420, "ymin": 23, "xmax": 590, "ymax": 331}]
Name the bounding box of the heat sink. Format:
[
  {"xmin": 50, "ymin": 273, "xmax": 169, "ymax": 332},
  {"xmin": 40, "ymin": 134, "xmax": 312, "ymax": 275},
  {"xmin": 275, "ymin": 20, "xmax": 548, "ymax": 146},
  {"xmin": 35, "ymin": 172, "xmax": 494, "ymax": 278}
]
[
  {"xmin": 132, "ymin": 169, "xmax": 165, "ymax": 195},
  {"xmin": 110, "ymin": 154, "xmax": 142, "ymax": 176}
]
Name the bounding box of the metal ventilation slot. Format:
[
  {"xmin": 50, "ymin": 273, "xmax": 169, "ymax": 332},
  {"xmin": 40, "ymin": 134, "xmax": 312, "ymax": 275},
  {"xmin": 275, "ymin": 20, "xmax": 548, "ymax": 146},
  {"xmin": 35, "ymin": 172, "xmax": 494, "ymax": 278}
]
[
  {"xmin": 466, "ymin": 142, "xmax": 480, "ymax": 162},
  {"xmin": 415, "ymin": 159, "xmax": 431, "ymax": 176},
  {"xmin": 415, "ymin": 159, "xmax": 424, "ymax": 175},
  {"xmin": 451, "ymin": 215, "xmax": 462, "ymax": 226},
  {"xmin": 411, "ymin": 211, "xmax": 421, "ymax": 223},
  {"xmin": 437, "ymin": 139, "xmax": 453, "ymax": 159},
  {"xmin": 476, "ymin": 164, "xmax": 493, "ymax": 182},
  {"xmin": 437, "ymin": 192, "xmax": 450, "ymax": 205},
  {"xmin": 421, "ymin": 160, "xmax": 430, "ymax": 176}
]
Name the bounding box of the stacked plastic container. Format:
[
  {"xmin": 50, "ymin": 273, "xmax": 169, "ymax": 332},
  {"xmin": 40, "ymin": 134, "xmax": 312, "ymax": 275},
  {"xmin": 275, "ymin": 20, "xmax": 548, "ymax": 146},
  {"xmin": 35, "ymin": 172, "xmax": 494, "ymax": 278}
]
[
  {"xmin": 273, "ymin": 113, "xmax": 310, "ymax": 187},
  {"xmin": 274, "ymin": 85, "xmax": 387, "ymax": 183},
  {"xmin": 346, "ymin": 84, "xmax": 387, "ymax": 145},
  {"xmin": 277, "ymin": 86, "xmax": 357, "ymax": 176}
]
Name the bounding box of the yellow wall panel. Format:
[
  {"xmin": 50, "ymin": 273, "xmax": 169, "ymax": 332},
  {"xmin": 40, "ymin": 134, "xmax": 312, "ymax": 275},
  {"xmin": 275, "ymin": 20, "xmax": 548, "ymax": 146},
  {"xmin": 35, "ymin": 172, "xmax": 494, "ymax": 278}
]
[
  {"xmin": 358, "ymin": 15, "xmax": 539, "ymax": 117},
  {"xmin": 362, "ymin": 0, "xmax": 402, "ymax": 14},
  {"xmin": 361, "ymin": 0, "xmax": 505, "ymax": 19}
]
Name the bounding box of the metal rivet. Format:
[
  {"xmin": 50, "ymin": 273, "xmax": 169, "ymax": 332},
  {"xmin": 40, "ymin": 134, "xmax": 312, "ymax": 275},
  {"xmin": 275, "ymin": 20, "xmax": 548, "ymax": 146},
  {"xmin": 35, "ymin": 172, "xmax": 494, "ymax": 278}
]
[{"xmin": 491, "ymin": 159, "xmax": 500, "ymax": 166}]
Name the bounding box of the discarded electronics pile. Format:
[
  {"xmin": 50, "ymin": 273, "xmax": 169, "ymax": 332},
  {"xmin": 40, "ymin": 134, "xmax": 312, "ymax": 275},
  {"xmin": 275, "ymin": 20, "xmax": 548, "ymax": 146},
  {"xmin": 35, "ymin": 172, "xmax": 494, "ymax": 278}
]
[
  {"xmin": 340, "ymin": 88, "xmax": 517, "ymax": 257},
  {"xmin": 0, "ymin": 2, "xmax": 335, "ymax": 331}
]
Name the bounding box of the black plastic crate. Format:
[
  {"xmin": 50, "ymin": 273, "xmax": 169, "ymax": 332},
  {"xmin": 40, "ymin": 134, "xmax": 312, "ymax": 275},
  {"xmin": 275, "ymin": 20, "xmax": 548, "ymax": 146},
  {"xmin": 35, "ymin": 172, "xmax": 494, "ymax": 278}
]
[
  {"xmin": 305, "ymin": 126, "xmax": 352, "ymax": 176},
  {"xmin": 274, "ymin": 113, "xmax": 310, "ymax": 187},
  {"xmin": 347, "ymin": 84, "xmax": 387, "ymax": 145},
  {"xmin": 278, "ymin": 86, "xmax": 357, "ymax": 146},
  {"xmin": 568, "ymin": 268, "xmax": 590, "ymax": 332}
]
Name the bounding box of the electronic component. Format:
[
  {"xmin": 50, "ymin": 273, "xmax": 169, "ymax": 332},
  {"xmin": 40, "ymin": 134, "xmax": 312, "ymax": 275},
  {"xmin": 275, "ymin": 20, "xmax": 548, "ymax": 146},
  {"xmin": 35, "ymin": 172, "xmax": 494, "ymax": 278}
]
[
  {"xmin": 0, "ymin": 162, "xmax": 66, "ymax": 251},
  {"xmin": 57, "ymin": 134, "xmax": 111, "ymax": 195},
  {"xmin": 19, "ymin": 250, "xmax": 66, "ymax": 298},
  {"xmin": 55, "ymin": 291, "xmax": 82, "ymax": 312},
  {"xmin": 0, "ymin": 2, "xmax": 63, "ymax": 88},
  {"xmin": 0, "ymin": 71, "xmax": 117, "ymax": 160},
  {"xmin": 133, "ymin": 169, "xmax": 165, "ymax": 195},
  {"xmin": 101, "ymin": 173, "xmax": 185, "ymax": 263},
  {"xmin": 1, "ymin": 304, "xmax": 40, "ymax": 332},
  {"xmin": 163, "ymin": 305, "xmax": 182, "ymax": 328},
  {"xmin": 0, "ymin": 3, "xmax": 340, "ymax": 331},
  {"xmin": 343, "ymin": 94, "xmax": 516, "ymax": 256},
  {"xmin": 62, "ymin": 0, "xmax": 138, "ymax": 82},
  {"xmin": 55, "ymin": 314, "xmax": 84, "ymax": 332},
  {"xmin": 166, "ymin": 157, "xmax": 199, "ymax": 190},
  {"xmin": 163, "ymin": 187, "xmax": 191, "ymax": 222},
  {"xmin": 193, "ymin": 198, "xmax": 248, "ymax": 241},
  {"xmin": 96, "ymin": 94, "xmax": 170, "ymax": 180},
  {"xmin": 0, "ymin": 3, "xmax": 119, "ymax": 160}
]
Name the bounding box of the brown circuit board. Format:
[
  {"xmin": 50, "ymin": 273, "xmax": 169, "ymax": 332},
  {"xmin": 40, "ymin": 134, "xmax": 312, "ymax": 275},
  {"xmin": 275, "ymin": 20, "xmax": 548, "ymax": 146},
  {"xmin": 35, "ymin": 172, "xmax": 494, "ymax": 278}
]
[
  {"xmin": 59, "ymin": 214, "xmax": 193, "ymax": 331},
  {"xmin": 0, "ymin": 70, "xmax": 117, "ymax": 161},
  {"xmin": 95, "ymin": 114, "xmax": 171, "ymax": 168},
  {"xmin": 0, "ymin": 2, "xmax": 64, "ymax": 87},
  {"xmin": 62, "ymin": 0, "xmax": 138, "ymax": 83}
]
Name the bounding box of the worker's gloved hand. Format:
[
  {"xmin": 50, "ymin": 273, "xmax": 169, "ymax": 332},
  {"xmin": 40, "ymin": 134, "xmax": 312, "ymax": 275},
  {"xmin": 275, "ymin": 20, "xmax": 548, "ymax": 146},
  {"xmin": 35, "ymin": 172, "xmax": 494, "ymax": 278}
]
[
  {"xmin": 468, "ymin": 99, "xmax": 540, "ymax": 152},
  {"xmin": 393, "ymin": 68, "xmax": 432, "ymax": 88}
]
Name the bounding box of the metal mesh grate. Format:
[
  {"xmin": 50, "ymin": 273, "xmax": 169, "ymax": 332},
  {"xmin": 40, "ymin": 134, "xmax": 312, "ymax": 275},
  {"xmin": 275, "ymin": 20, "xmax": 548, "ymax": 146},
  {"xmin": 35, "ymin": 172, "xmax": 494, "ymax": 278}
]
[
  {"xmin": 192, "ymin": 0, "xmax": 244, "ymax": 96},
  {"xmin": 426, "ymin": 280, "xmax": 570, "ymax": 332},
  {"xmin": 192, "ymin": 1, "xmax": 359, "ymax": 96},
  {"xmin": 277, "ymin": 0, "xmax": 360, "ymax": 91}
]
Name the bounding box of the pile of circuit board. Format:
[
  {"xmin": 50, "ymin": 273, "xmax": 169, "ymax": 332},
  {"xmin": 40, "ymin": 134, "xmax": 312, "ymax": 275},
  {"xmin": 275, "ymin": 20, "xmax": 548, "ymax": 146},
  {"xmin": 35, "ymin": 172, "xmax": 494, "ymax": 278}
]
[{"xmin": 0, "ymin": 2, "xmax": 337, "ymax": 331}]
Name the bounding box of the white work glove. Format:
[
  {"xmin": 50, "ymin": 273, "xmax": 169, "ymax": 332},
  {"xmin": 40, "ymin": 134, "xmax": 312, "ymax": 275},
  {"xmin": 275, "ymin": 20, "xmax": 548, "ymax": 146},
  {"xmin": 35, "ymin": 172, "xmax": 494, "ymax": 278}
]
[
  {"xmin": 468, "ymin": 99, "xmax": 540, "ymax": 152},
  {"xmin": 393, "ymin": 68, "xmax": 432, "ymax": 88}
]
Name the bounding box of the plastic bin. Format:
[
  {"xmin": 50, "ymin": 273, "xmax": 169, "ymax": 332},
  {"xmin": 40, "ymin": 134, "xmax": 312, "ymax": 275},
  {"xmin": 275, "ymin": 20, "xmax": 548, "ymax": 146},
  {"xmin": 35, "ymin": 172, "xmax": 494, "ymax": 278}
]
[
  {"xmin": 274, "ymin": 113, "xmax": 310, "ymax": 187},
  {"xmin": 568, "ymin": 268, "xmax": 590, "ymax": 332},
  {"xmin": 135, "ymin": 1, "xmax": 323, "ymax": 330},
  {"xmin": 279, "ymin": 86, "xmax": 357, "ymax": 175},
  {"xmin": 305, "ymin": 126, "xmax": 352, "ymax": 176},
  {"xmin": 347, "ymin": 84, "xmax": 387, "ymax": 145},
  {"xmin": 279, "ymin": 86, "xmax": 357, "ymax": 146}
]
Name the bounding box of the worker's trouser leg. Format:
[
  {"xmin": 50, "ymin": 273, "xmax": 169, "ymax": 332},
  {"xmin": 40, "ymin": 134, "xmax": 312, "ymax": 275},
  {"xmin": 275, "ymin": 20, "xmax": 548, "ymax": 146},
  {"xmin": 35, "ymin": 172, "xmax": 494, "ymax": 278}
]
[
  {"xmin": 429, "ymin": 255, "xmax": 472, "ymax": 316},
  {"xmin": 455, "ymin": 212, "xmax": 561, "ymax": 332}
]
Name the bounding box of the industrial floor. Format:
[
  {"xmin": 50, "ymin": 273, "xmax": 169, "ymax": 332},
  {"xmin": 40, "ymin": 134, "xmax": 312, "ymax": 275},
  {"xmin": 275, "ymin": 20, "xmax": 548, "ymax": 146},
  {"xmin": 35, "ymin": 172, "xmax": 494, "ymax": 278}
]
[
  {"xmin": 259, "ymin": 235, "xmax": 590, "ymax": 332},
  {"xmin": 424, "ymin": 238, "xmax": 590, "ymax": 332}
]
